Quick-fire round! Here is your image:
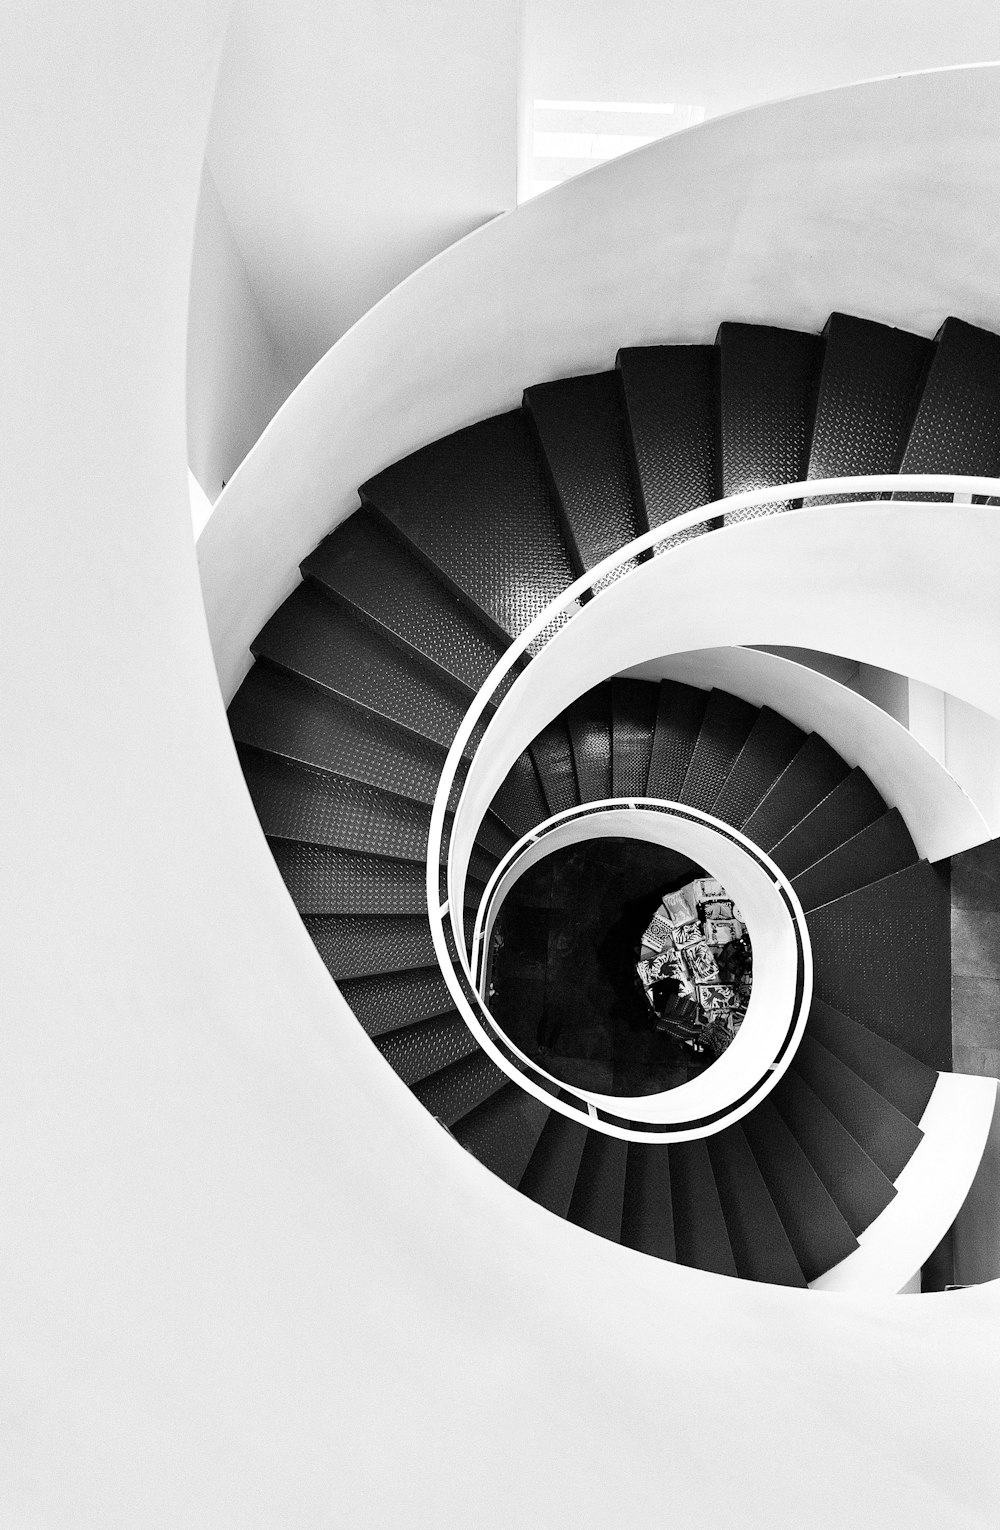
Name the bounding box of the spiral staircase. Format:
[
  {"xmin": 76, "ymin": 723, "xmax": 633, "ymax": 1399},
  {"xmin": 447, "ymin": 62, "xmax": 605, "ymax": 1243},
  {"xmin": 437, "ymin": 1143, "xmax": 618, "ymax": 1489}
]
[{"xmin": 228, "ymin": 310, "xmax": 1000, "ymax": 1291}]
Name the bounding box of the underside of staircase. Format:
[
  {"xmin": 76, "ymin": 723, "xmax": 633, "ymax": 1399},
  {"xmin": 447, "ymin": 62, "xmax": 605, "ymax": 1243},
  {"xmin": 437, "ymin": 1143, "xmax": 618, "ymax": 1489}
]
[{"xmin": 227, "ymin": 310, "xmax": 1000, "ymax": 1288}]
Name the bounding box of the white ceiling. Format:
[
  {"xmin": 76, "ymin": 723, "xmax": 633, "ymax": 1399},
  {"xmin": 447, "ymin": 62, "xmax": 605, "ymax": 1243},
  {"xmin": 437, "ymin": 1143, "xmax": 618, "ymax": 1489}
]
[{"xmin": 207, "ymin": 0, "xmax": 1000, "ymax": 386}]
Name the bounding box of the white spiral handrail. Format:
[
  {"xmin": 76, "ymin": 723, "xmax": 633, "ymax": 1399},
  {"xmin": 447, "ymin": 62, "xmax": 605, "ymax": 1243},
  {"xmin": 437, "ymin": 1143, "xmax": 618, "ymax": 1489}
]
[{"xmin": 425, "ymin": 473, "xmax": 1000, "ymax": 1139}]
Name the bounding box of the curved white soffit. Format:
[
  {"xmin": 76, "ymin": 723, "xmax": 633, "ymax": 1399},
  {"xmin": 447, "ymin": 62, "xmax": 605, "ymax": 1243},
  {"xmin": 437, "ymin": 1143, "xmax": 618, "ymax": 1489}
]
[
  {"xmin": 198, "ymin": 64, "xmax": 1000, "ymax": 701},
  {"xmin": 621, "ymin": 646, "xmax": 990, "ymax": 861},
  {"xmin": 810, "ymin": 1075, "xmax": 999, "ymax": 1295}
]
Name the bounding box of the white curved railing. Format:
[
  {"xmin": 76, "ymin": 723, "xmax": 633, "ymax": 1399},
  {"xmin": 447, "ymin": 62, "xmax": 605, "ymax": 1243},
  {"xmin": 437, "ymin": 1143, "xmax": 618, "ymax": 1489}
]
[
  {"xmin": 464, "ymin": 798, "xmax": 811, "ymax": 1137},
  {"xmin": 427, "ymin": 473, "xmax": 1000, "ymax": 1138}
]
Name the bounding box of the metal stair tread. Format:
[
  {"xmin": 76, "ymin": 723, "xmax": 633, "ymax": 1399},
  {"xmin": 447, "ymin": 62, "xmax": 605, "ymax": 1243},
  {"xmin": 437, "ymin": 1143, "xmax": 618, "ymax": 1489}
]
[
  {"xmin": 677, "ymin": 688, "xmax": 758, "ymax": 810},
  {"xmin": 706, "ymin": 1126, "xmax": 806, "ymax": 1286},
  {"xmin": 450, "ymin": 1087, "xmax": 551, "ymax": 1186},
  {"xmin": 524, "ymin": 370, "xmax": 642, "ymax": 573},
  {"xmin": 717, "ymin": 322, "xmax": 822, "ymax": 520},
  {"xmin": 566, "ymin": 1133, "xmax": 628, "ymax": 1243},
  {"xmin": 769, "ymin": 767, "xmax": 886, "ymax": 879},
  {"xmin": 771, "ymin": 1065, "xmax": 897, "ymax": 1235},
  {"xmin": 303, "ymin": 508, "xmax": 508, "ymax": 692},
  {"xmin": 806, "ymin": 999, "xmax": 937, "ymax": 1125},
  {"xmin": 791, "ymin": 1032, "xmax": 924, "ymax": 1182},
  {"xmin": 646, "ymin": 681, "xmax": 709, "ymax": 800},
  {"xmin": 709, "ymin": 706, "xmax": 806, "ymax": 827},
  {"xmin": 740, "ymin": 733, "xmax": 850, "ymax": 849},
  {"xmin": 610, "ymin": 677, "xmax": 659, "ymax": 798},
  {"xmin": 616, "ymin": 343, "xmax": 720, "ymax": 531},
  {"xmin": 791, "ymin": 807, "xmax": 918, "ymax": 912}
]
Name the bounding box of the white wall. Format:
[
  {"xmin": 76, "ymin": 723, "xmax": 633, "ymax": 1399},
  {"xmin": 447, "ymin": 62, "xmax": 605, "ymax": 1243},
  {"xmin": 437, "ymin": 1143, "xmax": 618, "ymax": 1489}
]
[
  {"xmin": 522, "ymin": 0, "xmax": 1000, "ymax": 120},
  {"xmin": 187, "ymin": 162, "xmax": 297, "ymax": 500},
  {"xmin": 206, "ymin": 0, "xmax": 518, "ymax": 382}
]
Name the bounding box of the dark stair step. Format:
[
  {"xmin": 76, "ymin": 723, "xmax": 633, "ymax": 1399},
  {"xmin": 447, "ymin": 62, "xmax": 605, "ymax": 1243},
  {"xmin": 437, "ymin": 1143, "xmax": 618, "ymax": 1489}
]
[
  {"xmin": 677, "ymin": 689, "xmax": 758, "ymax": 811},
  {"xmin": 807, "ymin": 862, "xmax": 951, "ymax": 1069},
  {"xmin": 360, "ymin": 410, "xmax": 576, "ymax": 641},
  {"xmin": 792, "ymin": 1033, "xmax": 924, "ymax": 1182},
  {"xmin": 269, "ymin": 841, "xmax": 431, "ymax": 916},
  {"xmin": 411, "ymin": 1050, "xmax": 508, "ymax": 1128},
  {"xmin": 771, "ymin": 1066, "xmax": 896, "ymax": 1235},
  {"xmin": 791, "ymin": 808, "xmax": 917, "ymax": 911},
  {"xmin": 338, "ymin": 966, "xmax": 455, "ymax": 1039},
  {"xmin": 566, "ymin": 1133, "xmax": 629, "ymax": 1243},
  {"xmin": 374, "ymin": 1011, "xmax": 479, "ymax": 1086},
  {"xmin": 742, "ymin": 1099, "xmax": 858, "ymax": 1282},
  {"xmin": 611, "ymin": 677, "xmax": 659, "ymax": 797},
  {"xmin": 518, "ymin": 1110, "xmax": 590, "ymax": 1217},
  {"xmin": 230, "ymin": 660, "xmax": 452, "ymax": 807},
  {"xmin": 716, "ymin": 322, "xmax": 822, "ymax": 521},
  {"xmin": 706, "ymin": 1127, "xmax": 806, "ymax": 1286},
  {"xmin": 709, "ymin": 707, "xmax": 806, "ymax": 827},
  {"xmin": 669, "ymin": 1139, "xmax": 738, "ymax": 1278},
  {"xmin": 620, "ymin": 1143, "xmax": 675, "ymax": 1260},
  {"xmin": 741, "ymin": 733, "xmax": 850, "ymax": 850},
  {"xmin": 252, "ymin": 582, "xmax": 468, "ymax": 751},
  {"xmin": 472, "ymin": 813, "xmax": 516, "ymax": 862},
  {"xmin": 303, "ymin": 912, "xmax": 436, "ymax": 980},
  {"xmin": 303, "ymin": 508, "xmax": 508, "ymax": 692},
  {"xmin": 616, "ymin": 344, "xmax": 720, "ymax": 533},
  {"xmin": 895, "ymin": 317, "xmax": 1000, "ymax": 499},
  {"xmin": 807, "ymin": 999, "xmax": 937, "ymax": 1125},
  {"xmin": 490, "ymin": 751, "xmax": 549, "ymax": 839},
  {"xmin": 646, "ymin": 681, "xmax": 709, "ymax": 800},
  {"xmin": 529, "ymin": 715, "xmax": 580, "ymax": 817},
  {"xmin": 805, "ymin": 313, "xmax": 932, "ymax": 502},
  {"xmin": 566, "ymin": 683, "xmax": 613, "ymax": 801},
  {"xmin": 524, "ymin": 371, "xmax": 643, "ymax": 575},
  {"xmin": 769, "ymin": 768, "xmax": 886, "ymax": 880},
  {"xmin": 238, "ymin": 746, "xmax": 433, "ymax": 862},
  {"xmin": 451, "ymin": 1086, "xmax": 551, "ymax": 1186}
]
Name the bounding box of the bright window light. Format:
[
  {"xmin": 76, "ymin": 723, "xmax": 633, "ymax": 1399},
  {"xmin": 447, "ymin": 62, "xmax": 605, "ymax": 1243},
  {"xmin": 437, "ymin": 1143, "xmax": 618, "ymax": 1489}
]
[{"xmin": 522, "ymin": 98, "xmax": 705, "ymax": 203}]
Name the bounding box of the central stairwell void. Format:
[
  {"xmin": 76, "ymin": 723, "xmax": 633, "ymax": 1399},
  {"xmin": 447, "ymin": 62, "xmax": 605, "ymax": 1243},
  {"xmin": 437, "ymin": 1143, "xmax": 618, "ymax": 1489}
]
[{"xmin": 228, "ymin": 311, "xmax": 1000, "ymax": 1292}]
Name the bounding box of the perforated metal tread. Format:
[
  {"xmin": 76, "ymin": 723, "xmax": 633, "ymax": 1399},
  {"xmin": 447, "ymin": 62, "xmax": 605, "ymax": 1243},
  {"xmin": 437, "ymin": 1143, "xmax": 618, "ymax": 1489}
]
[
  {"xmin": 251, "ymin": 582, "xmax": 468, "ymax": 751},
  {"xmin": 490, "ymin": 751, "xmax": 549, "ymax": 838},
  {"xmin": 231, "ymin": 659, "xmax": 452, "ymax": 807},
  {"xmin": 374, "ymin": 1011, "xmax": 479, "ymax": 1086},
  {"xmin": 411, "ymin": 1050, "xmax": 508, "ymax": 1128},
  {"xmin": 268, "ymin": 841, "xmax": 431, "ymax": 916},
  {"xmin": 617, "ymin": 344, "xmax": 720, "ymax": 530},
  {"xmin": 529, "ymin": 716, "xmax": 580, "ymax": 816},
  {"xmin": 807, "ymin": 999, "xmax": 937, "ymax": 1125},
  {"xmin": 792, "ymin": 1033, "xmax": 923, "ymax": 1182},
  {"xmin": 450, "ymin": 1085, "xmax": 551, "ymax": 1187},
  {"xmin": 360, "ymin": 409, "xmax": 576, "ymax": 641},
  {"xmin": 620, "ymin": 1143, "xmax": 675, "ymax": 1260},
  {"xmin": 895, "ymin": 317, "xmax": 1000, "ymax": 498},
  {"xmin": 238, "ymin": 745, "xmax": 434, "ymax": 862},
  {"xmin": 807, "ymin": 862, "xmax": 952, "ymax": 1069},
  {"xmin": 709, "ymin": 707, "xmax": 806, "ymax": 827},
  {"xmin": 669, "ymin": 1139, "xmax": 738, "ymax": 1277},
  {"xmin": 566, "ymin": 684, "xmax": 613, "ymax": 802},
  {"xmin": 771, "ymin": 1066, "xmax": 896, "ymax": 1236},
  {"xmin": 805, "ymin": 313, "xmax": 932, "ymax": 502},
  {"xmin": 518, "ymin": 1110, "xmax": 590, "ymax": 1216},
  {"xmin": 677, "ymin": 689, "xmax": 758, "ymax": 811},
  {"xmin": 566, "ymin": 1133, "xmax": 628, "ymax": 1243},
  {"xmin": 524, "ymin": 371, "xmax": 642, "ymax": 574},
  {"xmin": 791, "ymin": 808, "xmax": 917, "ymax": 911},
  {"xmin": 303, "ymin": 509, "xmax": 508, "ymax": 693},
  {"xmin": 337, "ymin": 966, "xmax": 454, "ymax": 1039},
  {"xmin": 716, "ymin": 322, "xmax": 822, "ymax": 521},
  {"xmin": 610, "ymin": 678, "xmax": 659, "ymax": 797},
  {"xmin": 706, "ymin": 1127, "xmax": 806, "ymax": 1286},
  {"xmin": 769, "ymin": 768, "xmax": 886, "ymax": 880},
  {"xmin": 474, "ymin": 813, "xmax": 516, "ymax": 861},
  {"xmin": 741, "ymin": 1100, "xmax": 858, "ymax": 1282},
  {"xmin": 741, "ymin": 734, "xmax": 850, "ymax": 849},
  {"xmin": 303, "ymin": 912, "xmax": 436, "ymax": 980},
  {"xmin": 646, "ymin": 681, "xmax": 709, "ymax": 800}
]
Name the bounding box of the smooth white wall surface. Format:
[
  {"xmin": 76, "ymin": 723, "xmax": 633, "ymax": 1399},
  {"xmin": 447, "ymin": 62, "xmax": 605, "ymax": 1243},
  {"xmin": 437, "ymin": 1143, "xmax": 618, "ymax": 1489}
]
[
  {"xmin": 206, "ymin": 0, "xmax": 518, "ymax": 381},
  {"xmin": 187, "ymin": 162, "xmax": 297, "ymax": 501},
  {"xmin": 5, "ymin": 17, "xmax": 1000, "ymax": 1523},
  {"xmin": 622, "ymin": 647, "xmax": 990, "ymax": 860},
  {"xmin": 522, "ymin": 0, "xmax": 1000, "ymax": 121},
  {"xmin": 198, "ymin": 65, "xmax": 1000, "ymax": 703}
]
